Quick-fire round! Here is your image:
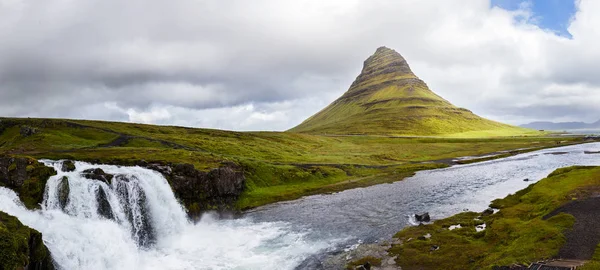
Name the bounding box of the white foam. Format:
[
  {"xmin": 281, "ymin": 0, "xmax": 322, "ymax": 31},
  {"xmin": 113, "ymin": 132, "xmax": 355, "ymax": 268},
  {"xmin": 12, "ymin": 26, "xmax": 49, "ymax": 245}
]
[{"xmin": 0, "ymin": 160, "xmax": 330, "ymax": 270}]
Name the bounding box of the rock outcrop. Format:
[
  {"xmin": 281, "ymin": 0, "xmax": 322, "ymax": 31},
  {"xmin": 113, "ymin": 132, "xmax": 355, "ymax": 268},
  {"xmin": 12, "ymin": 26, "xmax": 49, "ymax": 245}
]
[
  {"xmin": 140, "ymin": 161, "xmax": 245, "ymax": 218},
  {"xmin": 0, "ymin": 211, "xmax": 55, "ymax": 270},
  {"xmin": 0, "ymin": 156, "xmax": 57, "ymax": 209},
  {"xmin": 415, "ymin": 212, "xmax": 431, "ymax": 222},
  {"xmin": 57, "ymin": 176, "xmax": 70, "ymax": 210},
  {"xmin": 82, "ymin": 168, "xmax": 113, "ymax": 185},
  {"xmin": 96, "ymin": 185, "xmax": 114, "ymax": 220},
  {"xmin": 61, "ymin": 160, "xmax": 76, "ymax": 172}
]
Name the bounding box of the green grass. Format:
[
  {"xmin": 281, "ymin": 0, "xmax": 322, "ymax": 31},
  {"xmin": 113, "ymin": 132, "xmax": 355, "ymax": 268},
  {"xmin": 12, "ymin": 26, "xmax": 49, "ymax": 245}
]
[
  {"xmin": 389, "ymin": 166, "xmax": 600, "ymax": 269},
  {"xmin": 0, "ymin": 117, "xmax": 589, "ymax": 209}
]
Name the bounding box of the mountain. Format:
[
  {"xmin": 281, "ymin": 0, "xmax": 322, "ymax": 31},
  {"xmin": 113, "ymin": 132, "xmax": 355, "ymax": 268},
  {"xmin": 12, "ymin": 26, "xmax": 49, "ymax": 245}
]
[
  {"xmin": 521, "ymin": 120, "xmax": 600, "ymax": 130},
  {"xmin": 290, "ymin": 47, "xmax": 531, "ymax": 137}
]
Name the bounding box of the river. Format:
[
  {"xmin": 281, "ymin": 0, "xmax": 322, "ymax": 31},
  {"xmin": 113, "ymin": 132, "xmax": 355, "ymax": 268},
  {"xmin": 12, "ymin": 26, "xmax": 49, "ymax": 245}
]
[{"xmin": 0, "ymin": 142, "xmax": 599, "ymax": 269}]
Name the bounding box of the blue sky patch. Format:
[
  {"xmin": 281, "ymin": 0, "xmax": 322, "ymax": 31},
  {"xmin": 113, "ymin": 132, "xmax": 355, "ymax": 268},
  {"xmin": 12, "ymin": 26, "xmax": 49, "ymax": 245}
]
[{"xmin": 491, "ymin": 0, "xmax": 576, "ymax": 37}]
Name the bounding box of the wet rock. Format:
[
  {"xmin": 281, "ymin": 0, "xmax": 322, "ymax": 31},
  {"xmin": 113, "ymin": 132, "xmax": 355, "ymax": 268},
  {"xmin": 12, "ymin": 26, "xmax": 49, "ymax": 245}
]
[
  {"xmin": 57, "ymin": 176, "xmax": 70, "ymax": 209},
  {"xmin": 82, "ymin": 168, "xmax": 114, "ymax": 185},
  {"xmin": 61, "ymin": 160, "xmax": 76, "ymax": 172},
  {"xmin": 144, "ymin": 163, "xmax": 172, "ymax": 175},
  {"xmin": 415, "ymin": 212, "xmax": 431, "ymax": 222},
  {"xmin": 144, "ymin": 161, "xmax": 245, "ymax": 218},
  {"xmin": 135, "ymin": 187, "xmax": 155, "ymax": 247},
  {"xmin": 96, "ymin": 185, "xmax": 114, "ymax": 220},
  {"xmin": 0, "ymin": 211, "xmax": 55, "ymax": 270},
  {"xmin": 19, "ymin": 125, "xmax": 38, "ymax": 137},
  {"xmin": 0, "ymin": 156, "xmax": 57, "ymax": 209},
  {"xmin": 113, "ymin": 175, "xmax": 155, "ymax": 247}
]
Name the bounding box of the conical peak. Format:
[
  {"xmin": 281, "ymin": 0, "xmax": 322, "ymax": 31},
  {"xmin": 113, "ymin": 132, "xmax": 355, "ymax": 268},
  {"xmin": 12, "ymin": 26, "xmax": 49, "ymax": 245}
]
[{"xmin": 360, "ymin": 46, "xmax": 413, "ymax": 78}]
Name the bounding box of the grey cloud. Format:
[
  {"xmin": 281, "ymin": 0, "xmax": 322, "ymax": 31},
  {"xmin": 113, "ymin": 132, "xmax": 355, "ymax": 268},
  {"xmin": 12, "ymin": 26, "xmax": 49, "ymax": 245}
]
[{"xmin": 1, "ymin": 0, "xmax": 600, "ymax": 130}]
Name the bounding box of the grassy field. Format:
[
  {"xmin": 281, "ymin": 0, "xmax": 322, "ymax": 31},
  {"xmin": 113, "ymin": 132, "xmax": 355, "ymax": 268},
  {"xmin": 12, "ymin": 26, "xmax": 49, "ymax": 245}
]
[
  {"xmin": 388, "ymin": 166, "xmax": 600, "ymax": 269},
  {"xmin": 0, "ymin": 117, "xmax": 587, "ymax": 209}
]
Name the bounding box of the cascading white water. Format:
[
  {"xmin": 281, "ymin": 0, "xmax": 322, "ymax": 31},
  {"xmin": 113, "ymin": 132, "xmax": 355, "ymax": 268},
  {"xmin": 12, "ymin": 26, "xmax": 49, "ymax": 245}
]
[{"xmin": 0, "ymin": 160, "xmax": 330, "ymax": 270}]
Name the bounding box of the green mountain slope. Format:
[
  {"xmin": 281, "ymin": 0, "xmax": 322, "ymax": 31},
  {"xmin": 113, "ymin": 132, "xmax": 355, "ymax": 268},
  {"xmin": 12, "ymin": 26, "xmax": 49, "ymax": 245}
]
[{"xmin": 290, "ymin": 47, "xmax": 533, "ymax": 137}]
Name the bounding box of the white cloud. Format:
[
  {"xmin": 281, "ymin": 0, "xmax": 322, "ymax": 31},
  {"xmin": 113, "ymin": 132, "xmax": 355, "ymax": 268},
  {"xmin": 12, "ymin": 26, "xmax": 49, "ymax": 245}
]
[{"xmin": 1, "ymin": 0, "xmax": 599, "ymax": 130}]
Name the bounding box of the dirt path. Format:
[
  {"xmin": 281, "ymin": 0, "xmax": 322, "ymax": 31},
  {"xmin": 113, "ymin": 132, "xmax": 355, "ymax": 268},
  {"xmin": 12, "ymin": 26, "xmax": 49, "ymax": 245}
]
[{"xmin": 544, "ymin": 196, "xmax": 600, "ymax": 260}]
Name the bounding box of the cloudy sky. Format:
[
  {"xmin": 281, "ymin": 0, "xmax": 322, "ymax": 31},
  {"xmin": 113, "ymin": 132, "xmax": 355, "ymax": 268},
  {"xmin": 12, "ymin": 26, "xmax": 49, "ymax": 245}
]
[{"xmin": 0, "ymin": 0, "xmax": 597, "ymax": 131}]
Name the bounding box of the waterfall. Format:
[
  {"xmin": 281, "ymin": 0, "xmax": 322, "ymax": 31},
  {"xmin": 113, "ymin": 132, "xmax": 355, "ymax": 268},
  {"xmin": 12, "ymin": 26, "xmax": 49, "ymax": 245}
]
[{"xmin": 0, "ymin": 160, "xmax": 329, "ymax": 270}]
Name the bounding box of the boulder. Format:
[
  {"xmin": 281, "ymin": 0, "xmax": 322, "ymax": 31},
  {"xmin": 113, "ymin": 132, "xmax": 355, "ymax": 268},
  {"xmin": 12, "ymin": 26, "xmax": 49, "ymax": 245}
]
[
  {"xmin": 57, "ymin": 176, "xmax": 70, "ymax": 209},
  {"xmin": 61, "ymin": 160, "xmax": 76, "ymax": 172},
  {"xmin": 96, "ymin": 185, "xmax": 114, "ymax": 220},
  {"xmin": 82, "ymin": 168, "xmax": 114, "ymax": 185},
  {"xmin": 19, "ymin": 125, "xmax": 38, "ymax": 137},
  {"xmin": 415, "ymin": 212, "xmax": 431, "ymax": 222}
]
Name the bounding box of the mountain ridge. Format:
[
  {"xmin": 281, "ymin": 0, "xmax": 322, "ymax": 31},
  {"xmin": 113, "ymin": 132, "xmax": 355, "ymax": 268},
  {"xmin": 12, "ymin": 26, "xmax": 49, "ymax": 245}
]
[
  {"xmin": 290, "ymin": 46, "xmax": 533, "ymax": 137},
  {"xmin": 521, "ymin": 120, "xmax": 600, "ymax": 130}
]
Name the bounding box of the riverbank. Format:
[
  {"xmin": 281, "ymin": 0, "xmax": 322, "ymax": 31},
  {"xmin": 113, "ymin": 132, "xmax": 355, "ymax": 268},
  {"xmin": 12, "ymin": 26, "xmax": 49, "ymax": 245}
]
[
  {"xmin": 1, "ymin": 118, "xmax": 593, "ymax": 212},
  {"xmin": 333, "ymin": 166, "xmax": 600, "ymax": 270}
]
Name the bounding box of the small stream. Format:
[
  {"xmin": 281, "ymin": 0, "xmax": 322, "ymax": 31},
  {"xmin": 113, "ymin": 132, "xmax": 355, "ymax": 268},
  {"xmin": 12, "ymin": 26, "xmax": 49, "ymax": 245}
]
[{"xmin": 245, "ymin": 142, "xmax": 600, "ymax": 268}]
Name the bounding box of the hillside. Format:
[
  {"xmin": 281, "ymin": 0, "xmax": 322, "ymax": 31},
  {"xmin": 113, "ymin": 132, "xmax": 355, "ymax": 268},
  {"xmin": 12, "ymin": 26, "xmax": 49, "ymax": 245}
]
[
  {"xmin": 0, "ymin": 118, "xmax": 580, "ymax": 210},
  {"xmin": 290, "ymin": 47, "xmax": 533, "ymax": 137}
]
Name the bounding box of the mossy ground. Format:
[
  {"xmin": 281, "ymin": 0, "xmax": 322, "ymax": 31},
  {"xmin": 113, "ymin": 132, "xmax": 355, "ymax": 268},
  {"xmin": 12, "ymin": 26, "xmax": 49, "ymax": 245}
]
[
  {"xmin": 1, "ymin": 156, "xmax": 57, "ymax": 209},
  {"xmin": 0, "ymin": 211, "xmax": 53, "ymax": 269},
  {"xmin": 389, "ymin": 166, "xmax": 600, "ymax": 269},
  {"xmin": 0, "ymin": 117, "xmax": 589, "ymax": 209}
]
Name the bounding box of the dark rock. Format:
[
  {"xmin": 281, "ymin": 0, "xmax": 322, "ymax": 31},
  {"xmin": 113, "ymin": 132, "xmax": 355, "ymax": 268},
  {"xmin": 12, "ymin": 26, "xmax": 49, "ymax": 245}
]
[
  {"xmin": 19, "ymin": 125, "xmax": 38, "ymax": 137},
  {"xmin": 0, "ymin": 211, "xmax": 55, "ymax": 270},
  {"xmin": 143, "ymin": 161, "xmax": 245, "ymax": 218},
  {"xmin": 145, "ymin": 163, "xmax": 172, "ymax": 175},
  {"xmin": 523, "ymin": 178, "xmax": 530, "ymax": 182},
  {"xmin": 82, "ymin": 168, "xmax": 114, "ymax": 185},
  {"xmin": 415, "ymin": 212, "xmax": 431, "ymax": 222},
  {"xmin": 0, "ymin": 156, "xmax": 57, "ymax": 209},
  {"xmin": 61, "ymin": 160, "xmax": 76, "ymax": 172},
  {"xmin": 96, "ymin": 185, "xmax": 114, "ymax": 220},
  {"xmin": 57, "ymin": 176, "xmax": 70, "ymax": 210},
  {"xmin": 113, "ymin": 175, "xmax": 155, "ymax": 247},
  {"xmin": 482, "ymin": 208, "xmax": 494, "ymax": 216}
]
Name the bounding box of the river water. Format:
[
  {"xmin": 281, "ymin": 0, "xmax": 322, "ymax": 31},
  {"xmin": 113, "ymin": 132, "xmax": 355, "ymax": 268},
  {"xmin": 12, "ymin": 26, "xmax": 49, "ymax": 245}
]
[{"xmin": 0, "ymin": 143, "xmax": 599, "ymax": 269}]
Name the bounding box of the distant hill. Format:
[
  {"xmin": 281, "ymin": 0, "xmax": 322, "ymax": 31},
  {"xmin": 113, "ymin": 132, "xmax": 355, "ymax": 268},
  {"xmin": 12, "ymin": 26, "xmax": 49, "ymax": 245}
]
[
  {"xmin": 289, "ymin": 46, "xmax": 533, "ymax": 137},
  {"xmin": 521, "ymin": 120, "xmax": 600, "ymax": 130}
]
